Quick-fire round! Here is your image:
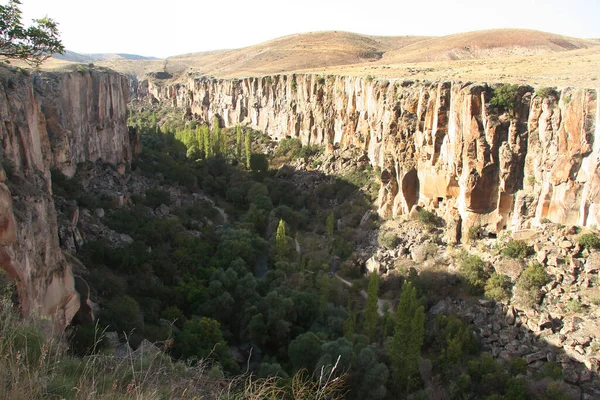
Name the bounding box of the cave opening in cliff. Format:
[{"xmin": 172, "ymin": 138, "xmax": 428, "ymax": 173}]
[{"xmin": 402, "ymin": 169, "xmax": 420, "ymax": 210}]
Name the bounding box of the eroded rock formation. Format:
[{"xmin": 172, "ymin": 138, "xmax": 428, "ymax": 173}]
[
  {"xmin": 136, "ymin": 75, "xmax": 599, "ymax": 237},
  {"xmin": 0, "ymin": 67, "xmax": 133, "ymax": 328}
]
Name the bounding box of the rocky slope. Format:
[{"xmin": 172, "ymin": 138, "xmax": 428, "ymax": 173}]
[
  {"xmin": 0, "ymin": 66, "xmax": 135, "ymax": 328},
  {"xmin": 136, "ymin": 75, "xmax": 599, "ymax": 240}
]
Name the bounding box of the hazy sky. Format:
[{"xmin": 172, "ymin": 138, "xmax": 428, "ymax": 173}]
[{"xmin": 15, "ymin": 0, "xmax": 600, "ymax": 58}]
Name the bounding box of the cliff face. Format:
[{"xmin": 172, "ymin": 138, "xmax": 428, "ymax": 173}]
[
  {"xmin": 0, "ymin": 67, "xmax": 133, "ymax": 328},
  {"xmin": 138, "ymin": 75, "xmax": 599, "ymax": 237}
]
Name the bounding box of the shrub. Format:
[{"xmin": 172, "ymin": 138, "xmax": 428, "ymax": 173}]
[
  {"xmin": 145, "ymin": 188, "xmax": 171, "ymax": 208},
  {"xmin": 459, "ymin": 254, "xmax": 489, "ymax": 294},
  {"xmin": 565, "ymin": 299, "xmax": 582, "ymax": 313},
  {"xmin": 536, "ymin": 86, "xmax": 558, "ymax": 99},
  {"xmin": 515, "ymin": 262, "xmax": 550, "ymax": 307},
  {"xmin": 490, "ymin": 83, "xmax": 519, "ymax": 113},
  {"xmin": 417, "ymin": 209, "xmax": 438, "ymax": 227},
  {"xmin": 484, "ymin": 273, "xmax": 512, "ymax": 302},
  {"xmin": 578, "ymin": 232, "xmax": 600, "ymax": 250},
  {"xmin": 500, "ymin": 240, "xmax": 533, "ymax": 259},
  {"xmin": 468, "ymin": 225, "xmax": 482, "ymax": 242}
]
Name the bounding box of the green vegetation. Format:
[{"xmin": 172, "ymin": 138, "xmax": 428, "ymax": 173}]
[
  {"xmin": 363, "ymin": 273, "xmax": 380, "ymax": 341},
  {"xmin": 459, "ymin": 253, "xmax": 489, "ymax": 294},
  {"xmin": 484, "ymin": 273, "xmax": 512, "ymax": 302},
  {"xmin": 417, "ymin": 208, "xmax": 438, "ymax": 227},
  {"xmin": 536, "ymin": 86, "xmax": 558, "ymax": 99},
  {"xmin": 36, "ymin": 107, "xmax": 580, "ymax": 399},
  {"xmin": 578, "ymin": 232, "xmax": 600, "ymax": 250},
  {"xmin": 468, "ymin": 225, "xmax": 483, "ymax": 242},
  {"xmin": 515, "ymin": 262, "xmax": 550, "ymax": 307},
  {"xmin": 500, "ymin": 239, "xmax": 534, "ymax": 259},
  {"xmin": 0, "ymin": 0, "xmax": 64, "ymax": 66},
  {"xmin": 490, "ymin": 83, "xmax": 520, "ymax": 114},
  {"xmin": 391, "ymin": 281, "xmax": 425, "ymax": 394}
]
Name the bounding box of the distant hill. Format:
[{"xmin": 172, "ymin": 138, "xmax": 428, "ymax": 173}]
[
  {"xmin": 42, "ymin": 29, "xmax": 600, "ymax": 88},
  {"xmin": 53, "ymin": 50, "xmax": 159, "ymax": 63}
]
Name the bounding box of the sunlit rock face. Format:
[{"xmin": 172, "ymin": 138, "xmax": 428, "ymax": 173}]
[
  {"xmin": 0, "ymin": 68, "xmax": 134, "ymax": 328},
  {"xmin": 137, "ymin": 74, "xmax": 598, "ymax": 239}
]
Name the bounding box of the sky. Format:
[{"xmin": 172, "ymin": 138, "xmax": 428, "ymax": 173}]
[{"xmin": 14, "ymin": 0, "xmax": 600, "ymax": 58}]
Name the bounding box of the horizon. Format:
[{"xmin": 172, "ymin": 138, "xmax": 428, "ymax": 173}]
[{"xmin": 15, "ymin": 0, "xmax": 600, "ymax": 59}]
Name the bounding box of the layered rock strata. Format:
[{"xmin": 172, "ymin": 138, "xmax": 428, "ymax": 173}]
[
  {"xmin": 137, "ymin": 75, "xmax": 599, "ymax": 237},
  {"xmin": 0, "ymin": 67, "xmax": 133, "ymax": 328}
]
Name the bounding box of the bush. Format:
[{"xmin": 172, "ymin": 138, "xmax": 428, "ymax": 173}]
[
  {"xmin": 490, "ymin": 83, "xmax": 520, "ymax": 113},
  {"xmin": 145, "ymin": 188, "xmax": 171, "ymax": 208},
  {"xmin": 500, "ymin": 240, "xmax": 533, "ymax": 259},
  {"xmin": 417, "ymin": 209, "xmax": 438, "ymax": 227},
  {"xmin": 468, "ymin": 226, "xmax": 482, "ymax": 242},
  {"xmin": 536, "ymin": 87, "xmax": 558, "ymax": 99},
  {"xmin": 515, "ymin": 262, "xmax": 550, "ymax": 307},
  {"xmin": 484, "ymin": 273, "xmax": 512, "ymax": 302},
  {"xmin": 578, "ymin": 232, "xmax": 600, "ymax": 250},
  {"xmin": 459, "ymin": 254, "xmax": 489, "ymax": 294}
]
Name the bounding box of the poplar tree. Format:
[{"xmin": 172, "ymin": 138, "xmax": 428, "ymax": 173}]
[
  {"xmin": 275, "ymin": 219, "xmax": 287, "ymax": 262},
  {"xmin": 391, "ymin": 281, "xmax": 425, "ymax": 395},
  {"xmin": 212, "ymin": 117, "xmax": 221, "ymax": 155},
  {"xmin": 236, "ymin": 126, "xmax": 243, "ymax": 159},
  {"xmin": 363, "ymin": 272, "xmax": 380, "ymax": 342},
  {"xmin": 245, "ymin": 131, "xmax": 252, "ymax": 169},
  {"xmin": 343, "ymin": 298, "xmax": 356, "ymax": 342},
  {"xmin": 201, "ymin": 124, "xmax": 211, "ymax": 158}
]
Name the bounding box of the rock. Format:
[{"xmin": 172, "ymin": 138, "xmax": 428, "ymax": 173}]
[
  {"xmin": 365, "ymin": 256, "xmax": 380, "ymax": 273},
  {"xmin": 94, "ymin": 208, "xmax": 105, "ymax": 218},
  {"xmin": 115, "ymin": 343, "xmax": 133, "ymax": 358},
  {"xmin": 135, "ymin": 339, "xmax": 161, "ymax": 357},
  {"xmin": 559, "ymin": 240, "xmax": 573, "ymax": 249},
  {"xmin": 505, "ymin": 306, "xmax": 516, "ymax": 325},
  {"xmin": 155, "ymin": 203, "xmax": 170, "ymax": 217},
  {"xmin": 411, "ymin": 242, "xmax": 435, "ymax": 263},
  {"xmin": 585, "ymin": 251, "xmax": 600, "ymax": 273},
  {"xmin": 524, "ymin": 351, "xmax": 547, "ymax": 364},
  {"xmin": 105, "ymin": 331, "xmax": 120, "ymax": 348}
]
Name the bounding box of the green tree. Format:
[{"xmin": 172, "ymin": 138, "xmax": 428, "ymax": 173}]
[
  {"xmin": 201, "ymin": 124, "xmax": 211, "ymax": 158},
  {"xmin": 212, "ymin": 117, "xmax": 223, "ymax": 155},
  {"xmin": 0, "ymin": 0, "xmax": 65, "ymax": 66},
  {"xmin": 391, "ymin": 281, "xmax": 425, "ymax": 395},
  {"xmin": 363, "ymin": 272, "xmax": 380, "ymax": 342},
  {"xmin": 343, "ymin": 299, "xmax": 357, "ymax": 342},
  {"xmin": 326, "ymin": 211, "xmax": 335, "ymax": 243},
  {"xmin": 288, "ymin": 332, "xmax": 322, "ymax": 372},
  {"xmin": 235, "ymin": 126, "xmax": 243, "ymax": 158},
  {"xmin": 276, "ymin": 219, "xmax": 287, "ymax": 262},
  {"xmin": 245, "ymin": 131, "xmax": 252, "ymax": 169},
  {"xmin": 151, "ymin": 113, "xmax": 157, "ymax": 135}
]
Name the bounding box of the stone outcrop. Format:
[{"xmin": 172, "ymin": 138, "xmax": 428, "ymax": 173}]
[
  {"xmin": 0, "ymin": 66, "xmax": 134, "ymax": 328},
  {"xmin": 136, "ymin": 75, "xmax": 599, "ymax": 238}
]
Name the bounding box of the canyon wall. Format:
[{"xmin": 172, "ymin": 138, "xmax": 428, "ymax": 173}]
[
  {"xmin": 138, "ymin": 75, "xmax": 599, "ymax": 238},
  {"xmin": 0, "ymin": 67, "xmax": 133, "ymax": 328}
]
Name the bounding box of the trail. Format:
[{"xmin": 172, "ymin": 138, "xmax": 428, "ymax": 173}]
[{"xmin": 333, "ymin": 274, "xmax": 392, "ymax": 317}]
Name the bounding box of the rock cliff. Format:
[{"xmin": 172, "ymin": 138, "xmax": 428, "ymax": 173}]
[
  {"xmin": 137, "ymin": 75, "xmax": 599, "ymax": 237},
  {"xmin": 0, "ymin": 67, "xmax": 134, "ymax": 328}
]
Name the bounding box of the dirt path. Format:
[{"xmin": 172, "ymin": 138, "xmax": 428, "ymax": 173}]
[{"xmin": 333, "ymin": 274, "xmax": 392, "ymax": 317}]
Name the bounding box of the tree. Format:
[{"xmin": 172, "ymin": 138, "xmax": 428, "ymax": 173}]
[
  {"xmin": 288, "ymin": 332, "xmax": 322, "ymax": 372},
  {"xmin": 235, "ymin": 126, "xmax": 243, "ymax": 159},
  {"xmin": 391, "ymin": 281, "xmax": 425, "ymax": 395},
  {"xmin": 0, "ymin": 0, "xmax": 64, "ymax": 66},
  {"xmin": 343, "ymin": 298, "xmax": 357, "ymax": 342},
  {"xmin": 245, "ymin": 131, "xmax": 252, "ymax": 169},
  {"xmin": 326, "ymin": 211, "xmax": 335, "ymax": 243},
  {"xmin": 275, "ymin": 219, "xmax": 287, "ymax": 262},
  {"xmin": 363, "ymin": 272, "xmax": 379, "ymax": 342}
]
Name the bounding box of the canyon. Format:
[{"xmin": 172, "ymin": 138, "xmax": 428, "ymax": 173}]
[
  {"xmin": 136, "ymin": 74, "xmax": 599, "ymax": 241},
  {"xmin": 0, "ymin": 67, "xmax": 136, "ymax": 328}
]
